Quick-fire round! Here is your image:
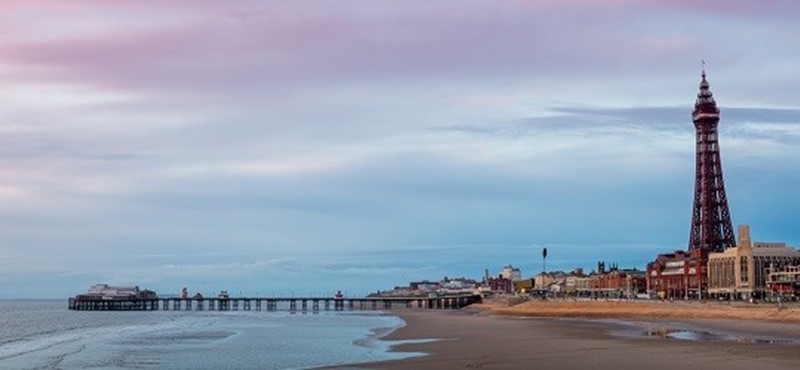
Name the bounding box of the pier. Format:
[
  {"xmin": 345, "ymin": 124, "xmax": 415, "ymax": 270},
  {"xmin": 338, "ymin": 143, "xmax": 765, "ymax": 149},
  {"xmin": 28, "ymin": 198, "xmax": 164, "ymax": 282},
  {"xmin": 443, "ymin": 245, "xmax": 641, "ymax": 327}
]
[{"xmin": 67, "ymin": 294, "xmax": 482, "ymax": 312}]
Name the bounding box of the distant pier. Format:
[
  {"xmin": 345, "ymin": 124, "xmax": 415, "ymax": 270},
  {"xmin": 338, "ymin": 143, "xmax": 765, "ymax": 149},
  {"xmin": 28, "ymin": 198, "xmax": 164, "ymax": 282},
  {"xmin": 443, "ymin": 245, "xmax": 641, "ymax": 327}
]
[{"xmin": 67, "ymin": 294, "xmax": 482, "ymax": 312}]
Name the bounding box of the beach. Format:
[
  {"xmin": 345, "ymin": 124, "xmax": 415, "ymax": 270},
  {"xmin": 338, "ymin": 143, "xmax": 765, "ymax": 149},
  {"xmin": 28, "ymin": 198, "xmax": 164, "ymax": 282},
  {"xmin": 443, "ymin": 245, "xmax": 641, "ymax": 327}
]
[{"xmin": 338, "ymin": 300, "xmax": 800, "ymax": 369}]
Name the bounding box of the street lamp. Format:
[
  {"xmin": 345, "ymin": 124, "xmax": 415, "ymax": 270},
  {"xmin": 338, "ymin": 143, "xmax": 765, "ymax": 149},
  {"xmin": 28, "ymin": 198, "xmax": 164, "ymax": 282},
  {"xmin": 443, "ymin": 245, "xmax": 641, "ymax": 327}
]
[{"xmin": 542, "ymin": 247, "xmax": 548, "ymax": 273}]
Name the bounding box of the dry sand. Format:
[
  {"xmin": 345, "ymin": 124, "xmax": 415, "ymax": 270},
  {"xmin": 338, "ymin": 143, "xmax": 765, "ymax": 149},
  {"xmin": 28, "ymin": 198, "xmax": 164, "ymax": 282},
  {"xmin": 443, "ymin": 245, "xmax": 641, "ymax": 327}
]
[{"xmin": 330, "ymin": 300, "xmax": 800, "ymax": 369}]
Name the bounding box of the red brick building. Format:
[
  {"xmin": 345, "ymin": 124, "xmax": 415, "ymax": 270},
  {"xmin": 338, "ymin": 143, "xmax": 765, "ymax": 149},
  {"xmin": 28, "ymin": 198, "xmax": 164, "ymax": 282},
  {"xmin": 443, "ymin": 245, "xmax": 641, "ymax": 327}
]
[
  {"xmin": 486, "ymin": 276, "xmax": 513, "ymax": 294},
  {"xmin": 646, "ymin": 250, "xmax": 706, "ymax": 299},
  {"xmin": 590, "ymin": 262, "xmax": 646, "ymax": 298}
]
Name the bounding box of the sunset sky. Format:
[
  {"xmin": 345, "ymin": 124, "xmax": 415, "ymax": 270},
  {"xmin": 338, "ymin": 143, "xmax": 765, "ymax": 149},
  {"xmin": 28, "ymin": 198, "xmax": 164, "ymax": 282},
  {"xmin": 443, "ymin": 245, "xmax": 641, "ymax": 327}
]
[{"xmin": 2, "ymin": 0, "xmax": 800, "ymax": 298}]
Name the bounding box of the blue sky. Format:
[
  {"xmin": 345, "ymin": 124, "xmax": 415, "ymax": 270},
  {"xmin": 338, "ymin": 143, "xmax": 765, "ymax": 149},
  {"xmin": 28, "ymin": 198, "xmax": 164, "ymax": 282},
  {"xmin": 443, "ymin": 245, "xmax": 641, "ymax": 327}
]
[{"xmin": 1, "ymin": 0, "xmax": 799, "ymax": 298}]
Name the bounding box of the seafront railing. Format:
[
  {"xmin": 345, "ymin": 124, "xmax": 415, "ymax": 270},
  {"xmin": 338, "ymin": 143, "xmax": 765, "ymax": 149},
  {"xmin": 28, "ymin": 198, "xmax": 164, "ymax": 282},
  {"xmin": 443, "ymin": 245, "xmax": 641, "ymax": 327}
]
[{"xmin": 67, "ymin": 295, "xmax": 482, "ymax": 312}]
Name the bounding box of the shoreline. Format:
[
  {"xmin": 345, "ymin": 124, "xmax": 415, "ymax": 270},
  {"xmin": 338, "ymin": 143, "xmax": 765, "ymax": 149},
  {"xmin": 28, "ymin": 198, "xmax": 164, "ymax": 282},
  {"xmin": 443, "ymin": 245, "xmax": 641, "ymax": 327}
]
[{"xmin": 333, "ymin": 300, "xmax": 800, "ymax": 369}]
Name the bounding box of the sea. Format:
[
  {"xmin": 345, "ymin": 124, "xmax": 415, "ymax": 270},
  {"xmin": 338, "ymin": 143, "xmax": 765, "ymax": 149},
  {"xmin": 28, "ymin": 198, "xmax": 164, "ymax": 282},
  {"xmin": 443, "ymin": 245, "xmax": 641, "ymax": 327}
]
[{"xmin": 0, "ymin": 300, "xmax": 419, "ymax": 369}]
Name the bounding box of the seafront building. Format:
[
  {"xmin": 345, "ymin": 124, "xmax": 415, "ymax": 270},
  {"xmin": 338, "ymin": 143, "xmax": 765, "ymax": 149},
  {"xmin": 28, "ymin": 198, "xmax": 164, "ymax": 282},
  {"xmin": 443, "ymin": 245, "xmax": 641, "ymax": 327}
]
[
  {"xmin": 707, "ymin": 225, "xmax": 800, "ymax": 299},
  {"xmin": 533, "ymin": 271, "xmax": 563, "ymax": 292},
  {"xmin": 767, "ymin": 265, "xmax": 800, "ymax": 296},
  {"xmin": 376, "ymin": 277, "xmax": 481, "ymax": 297},
  {"xmin": 529, "ymin": 264, "xmax": 645, "ymax": 298},
  {"xmin": 564, "ymin": 273, "xmax": 591, "ymax": 296},
  {"xmin": 409, "ymin": 280, "xmax": 440, "ymax": 292},
  {"xmin": 486, "ymin": 276, "xmax": 514, "ymax": 294},
  {"xmin": 500, "ymin": 265, "xmax": 522, "ymax": 281},
  {"xmin": 647, "ymin": 250, "xmax": 702, "ymax": 299},
  {"xmin": 589, "ymin": 262, "xmax": 646, "ymax": 298},
  {"xmin": 440, "ymin": 277, "xmax": 480, "ymax": 294}
]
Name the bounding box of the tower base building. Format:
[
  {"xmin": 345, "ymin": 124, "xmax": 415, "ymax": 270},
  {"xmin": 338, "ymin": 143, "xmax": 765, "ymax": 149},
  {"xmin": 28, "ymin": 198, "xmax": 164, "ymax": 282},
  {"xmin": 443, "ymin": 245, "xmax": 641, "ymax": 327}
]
[{"xmin": 646, "ymin": 250, "xmax": 706, "ymax": 300}]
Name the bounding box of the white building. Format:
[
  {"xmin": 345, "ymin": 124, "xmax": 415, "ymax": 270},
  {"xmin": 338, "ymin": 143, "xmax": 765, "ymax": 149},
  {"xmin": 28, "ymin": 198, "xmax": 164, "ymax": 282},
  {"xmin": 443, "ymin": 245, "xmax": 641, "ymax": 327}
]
[
  {"xmin": 501, "ymin": 265, "xmax": 522, "ymax": 281},
  {"xmin": 439, "ymin": 278, "xmax": 478, "ymax": 294}
]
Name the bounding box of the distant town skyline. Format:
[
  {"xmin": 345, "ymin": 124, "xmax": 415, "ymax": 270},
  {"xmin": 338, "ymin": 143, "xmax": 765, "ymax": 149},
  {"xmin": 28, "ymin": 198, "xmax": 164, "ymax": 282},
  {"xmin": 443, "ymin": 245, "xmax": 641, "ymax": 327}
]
[{"xmin": 2, "ymin": 1, "xmax": 800, "ymax": 298}]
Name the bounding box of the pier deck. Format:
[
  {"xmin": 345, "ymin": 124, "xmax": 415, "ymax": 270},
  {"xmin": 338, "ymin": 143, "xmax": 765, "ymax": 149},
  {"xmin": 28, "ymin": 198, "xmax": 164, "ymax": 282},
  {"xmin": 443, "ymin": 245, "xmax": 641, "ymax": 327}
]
[{"xmin": 67, "ymin": 295, "xmax": 482, "ymax": 312}]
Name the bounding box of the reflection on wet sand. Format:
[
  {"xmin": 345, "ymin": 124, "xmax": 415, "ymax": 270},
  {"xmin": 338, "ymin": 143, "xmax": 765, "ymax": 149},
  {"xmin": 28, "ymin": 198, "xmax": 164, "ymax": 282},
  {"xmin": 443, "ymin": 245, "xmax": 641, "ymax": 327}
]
[{"xmin": 641, "ymin": 324, "xmax": 798, "ymax": 345}]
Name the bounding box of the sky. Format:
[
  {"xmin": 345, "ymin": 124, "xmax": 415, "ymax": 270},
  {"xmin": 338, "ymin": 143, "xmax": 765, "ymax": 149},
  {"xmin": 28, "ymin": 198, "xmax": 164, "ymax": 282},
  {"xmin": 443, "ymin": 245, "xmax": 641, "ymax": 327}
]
[{"xmin": 1, "ymin": 0, "xmax": 800, "ymax": 298}]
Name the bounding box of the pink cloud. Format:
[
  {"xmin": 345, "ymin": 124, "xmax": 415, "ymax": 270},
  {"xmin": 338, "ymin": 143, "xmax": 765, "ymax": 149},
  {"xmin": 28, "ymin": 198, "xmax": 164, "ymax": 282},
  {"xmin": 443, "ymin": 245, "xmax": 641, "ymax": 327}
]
[{"xmin": 0, "ymin": 0, "xmax": 796, "ymax": 101}]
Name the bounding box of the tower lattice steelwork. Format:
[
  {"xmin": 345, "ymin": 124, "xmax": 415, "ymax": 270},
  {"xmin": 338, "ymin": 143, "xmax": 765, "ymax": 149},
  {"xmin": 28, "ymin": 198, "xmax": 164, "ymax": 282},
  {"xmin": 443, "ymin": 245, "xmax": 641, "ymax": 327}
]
[{"xmin": 688, "ymin": 69, "xmax": 735, "ymax": 255}]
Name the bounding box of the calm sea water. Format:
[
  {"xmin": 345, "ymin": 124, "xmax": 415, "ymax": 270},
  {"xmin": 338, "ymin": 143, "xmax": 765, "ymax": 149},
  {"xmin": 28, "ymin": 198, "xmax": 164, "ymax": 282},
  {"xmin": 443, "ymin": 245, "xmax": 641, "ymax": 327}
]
[{"xmin": 0, "ymin": 300, "xmax": 417, "ymax": 369}]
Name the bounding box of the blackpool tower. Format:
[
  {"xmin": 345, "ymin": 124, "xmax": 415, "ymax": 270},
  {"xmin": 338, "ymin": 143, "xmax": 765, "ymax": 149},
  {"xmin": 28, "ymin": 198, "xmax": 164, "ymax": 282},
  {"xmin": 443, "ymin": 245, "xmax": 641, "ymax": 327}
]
[
  {"xmin": 646, "ymin": 69, "xmax": 737, "ymax": 300},
  {"xmin": 688, "ymin": 68, "xmax": 735, "ymax": 255}
]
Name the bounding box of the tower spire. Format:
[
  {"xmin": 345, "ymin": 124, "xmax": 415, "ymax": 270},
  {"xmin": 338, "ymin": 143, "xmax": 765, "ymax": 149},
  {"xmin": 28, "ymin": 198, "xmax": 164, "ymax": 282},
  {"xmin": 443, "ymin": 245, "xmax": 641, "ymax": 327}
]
[
  {"xmin": 701, "ymin": 59, "xmax": 706, "ymax": 78},
  {"xmin": 693, "ymin": 65, "xmax": 719, "ymax": 122}
]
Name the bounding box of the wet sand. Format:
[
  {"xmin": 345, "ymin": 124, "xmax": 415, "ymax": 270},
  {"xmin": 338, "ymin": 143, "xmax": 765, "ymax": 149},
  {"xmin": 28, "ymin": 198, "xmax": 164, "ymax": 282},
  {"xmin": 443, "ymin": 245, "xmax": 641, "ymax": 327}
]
[
  {"xmin": 479, "ymin": 299, "xmax": 800, "ymax": 322},
  {"xmin": 333, "ymin": 306, "xmax": 800, "ymax": 369}
]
